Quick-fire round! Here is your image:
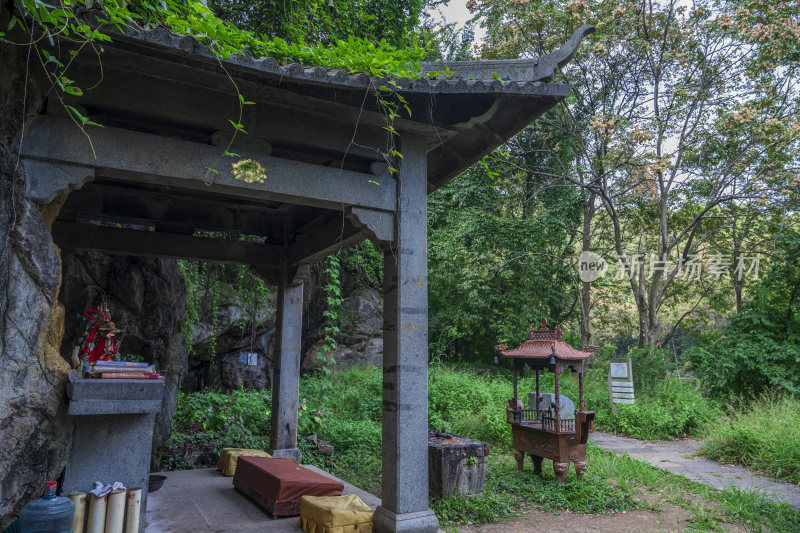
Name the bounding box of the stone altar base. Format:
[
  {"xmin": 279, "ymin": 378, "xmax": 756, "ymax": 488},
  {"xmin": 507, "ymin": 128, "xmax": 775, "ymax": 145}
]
[{"xmin": 62, "ymin": 379, "xmax": 164, "ymax": 533}]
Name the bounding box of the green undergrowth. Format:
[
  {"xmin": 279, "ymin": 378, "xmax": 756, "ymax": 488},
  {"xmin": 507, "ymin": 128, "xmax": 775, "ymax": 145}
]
[
  {"xmin": 432, "ymin": 444, "xmax": 800, "ymax": 532},
  {"xmin": 700, "ymin": 392, "xmax": 800, "ymax": 484},
  {"xmin": 431, "ymin": 448, "xmax": 638, "ymax": 525},
  {"xmin": 161, "ymin": 365, "xmax": 715, "ymax": 471},
  {"xmin": 427, "ymin": 363, "xmax": 714, "ymax": 446},
  {"xmin": 163, "ymin": 366, "xmax": 797, "ymax": 531}
]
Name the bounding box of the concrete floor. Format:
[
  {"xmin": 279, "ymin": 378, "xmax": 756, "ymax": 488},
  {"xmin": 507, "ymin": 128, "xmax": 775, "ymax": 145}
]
[{"xmin": 145, "ymin": 466, "xmax": 381, "ymax": 533}]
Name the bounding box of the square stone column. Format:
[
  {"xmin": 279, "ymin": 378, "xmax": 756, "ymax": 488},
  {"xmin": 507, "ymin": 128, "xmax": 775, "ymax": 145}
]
[
  {"xmin": 374, "ymin": 135, "xmax": 439, "ymax": 533},
  {"xmin": 267, "ymin": 279, "xmax": 303, "ymax": 463}
]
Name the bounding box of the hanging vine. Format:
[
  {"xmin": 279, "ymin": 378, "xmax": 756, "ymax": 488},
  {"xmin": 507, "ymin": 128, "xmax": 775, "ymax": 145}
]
[
  {"xmin": 315, "ymin": 255, "xmax": 344, "ymax": 384},
  {"xmin": 0, "ymin": 0, "xmax": 453, "ymax": 179}
]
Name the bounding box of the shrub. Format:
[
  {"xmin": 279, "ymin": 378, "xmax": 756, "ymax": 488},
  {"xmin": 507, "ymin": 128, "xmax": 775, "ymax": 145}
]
[
  {"xmin": 700, "ymin": 392, "xmax": 800, "ymax": 483},
  {"xmin": 161, "ymin": 389, "xmax": 272, "ymax": 469},
  {"xmin": 688, "ymin": 231, "xmax": 800, "ymax": 398},
  {"xmin": 595, "ymin": 375, "xmax": 714, "ymax": 440}
]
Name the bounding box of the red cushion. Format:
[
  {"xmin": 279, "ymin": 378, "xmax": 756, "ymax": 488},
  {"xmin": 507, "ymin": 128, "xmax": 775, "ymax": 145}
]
[{"xmin": 234, "ymin": 457, "xmax": 343, "ymax": 503}]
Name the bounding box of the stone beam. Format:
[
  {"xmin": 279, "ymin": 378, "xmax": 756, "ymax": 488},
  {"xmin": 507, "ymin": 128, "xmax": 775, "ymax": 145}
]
[
  {"xmin": 60, "ymin": 182, "xmax": 292, "ymax": 240},
  {"xmin": 374, "ymin": 135, "xmax": 439, "ymax": 533},
  {"xmin": 285, "ymin": 215, "xmax": 367, "ymax": 266},
  {"xmin": 21, "ymin": 116, "xmax": 397, "ymax": 212},
  {"xmin": 52, "ymin": 221, "xmax": 282, "ymax": 271}
]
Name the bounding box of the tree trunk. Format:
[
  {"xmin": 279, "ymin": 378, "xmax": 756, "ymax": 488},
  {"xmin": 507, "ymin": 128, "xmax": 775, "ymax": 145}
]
[{"xmin": 580, "ymin": 192, "xmax": 595, "ymax": 346}]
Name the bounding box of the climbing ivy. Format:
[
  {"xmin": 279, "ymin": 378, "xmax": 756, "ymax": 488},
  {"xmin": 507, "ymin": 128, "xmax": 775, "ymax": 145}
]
[
  {"xmin": 315, "ymin": 255, "xmax": 344, "ymax": 382},
  {"xmin": 1, "ymin": 0, "xmax": 438, "ymax": 178},
  {"xmin": 179, "ymin": 258, "xmax": 274, "ymax": 388}
]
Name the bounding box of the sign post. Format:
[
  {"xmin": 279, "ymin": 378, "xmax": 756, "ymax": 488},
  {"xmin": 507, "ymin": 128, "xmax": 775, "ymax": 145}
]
[{"xmin": 608, "ymin": 358, "xmax": 634, "ymax": 411}]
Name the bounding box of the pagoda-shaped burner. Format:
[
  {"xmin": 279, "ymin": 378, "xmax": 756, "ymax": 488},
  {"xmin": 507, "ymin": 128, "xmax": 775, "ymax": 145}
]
[{"xmin": 495, "ymin": 319, "xmax": 595, "ymax": 483}]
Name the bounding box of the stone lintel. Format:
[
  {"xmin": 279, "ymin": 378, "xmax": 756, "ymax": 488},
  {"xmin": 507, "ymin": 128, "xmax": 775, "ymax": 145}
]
[
  {"xmin": 22, "ymin": 158, "xmax": 94, "ymax": 204},
  {"xmin": 21, "ymin": 116, "xmax": 397, "ymax": 212},
  {"xmin": 53, "ymin": 221, "xmax": 283, "ymax": 268}
]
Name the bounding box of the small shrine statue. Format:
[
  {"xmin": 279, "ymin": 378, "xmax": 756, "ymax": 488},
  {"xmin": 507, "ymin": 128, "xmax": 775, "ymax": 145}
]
[{"xmin": 72, "ymin": 289, "xmax": 123, "ymax": 371}]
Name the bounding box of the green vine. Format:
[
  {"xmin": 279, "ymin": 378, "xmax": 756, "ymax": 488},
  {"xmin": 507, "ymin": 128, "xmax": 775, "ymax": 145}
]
[
  {"xmin": 179, "ymin": 255, "xmax": 274, "ymax": 389},
  {"xmin": 1, "ymin": 0, "xmax": 445, "ymax": 178},
  {"xmin": 316, "ymin": 255, "xmax": 344, "ymax": 384}
]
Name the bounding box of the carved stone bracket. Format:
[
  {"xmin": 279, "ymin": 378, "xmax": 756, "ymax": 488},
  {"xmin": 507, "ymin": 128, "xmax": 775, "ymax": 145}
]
[
  {"xmin": 22, "ymin": 159, "xmax": 94, "ymax": 204},
  {"xmin": 346, "ymin": 207, "xmax": 395, "ymax": 245}
]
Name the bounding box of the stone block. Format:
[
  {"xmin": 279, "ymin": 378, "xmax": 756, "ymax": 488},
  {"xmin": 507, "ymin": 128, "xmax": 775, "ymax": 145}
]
[
  {"xmin": 63, "ymin": 379, "xmax": 164, "ymax": 533},
  {"xmin": 428, "ymin": 432, "xmax": 490, "ymax": 498}
]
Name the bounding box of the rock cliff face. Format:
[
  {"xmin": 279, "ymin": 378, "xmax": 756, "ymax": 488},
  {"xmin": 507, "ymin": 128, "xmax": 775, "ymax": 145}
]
[
  {"xmin": 186, "ymin": 266, "xmax": 385, "ymax": 391},
  {"xmin": 58, "ymin": 252, "xmax": 187, "ymax": 455},
  {"xmin": 0, "ymin": 39, "xmax": 72, "ymax": 529},
  {"xmin": 183, "ymin": 281, "xmax": 277, "ymax": 392},
  {"xmin": 302, "ymin": 284, "xmax": 384, "ymax": 372}
]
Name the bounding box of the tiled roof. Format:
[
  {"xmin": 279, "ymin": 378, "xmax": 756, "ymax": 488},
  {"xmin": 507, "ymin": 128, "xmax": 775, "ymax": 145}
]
[
  {"xmin": 496, "ymin": 320, "xmax": 593, "ymax": 361},
  {"xmin": 114, "ymin": 24, "xmax": 594, "ymax": 95}
]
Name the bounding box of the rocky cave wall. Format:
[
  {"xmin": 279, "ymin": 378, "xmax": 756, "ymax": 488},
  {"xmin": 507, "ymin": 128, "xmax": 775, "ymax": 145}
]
[
  {"xmin": 58, "ymin": 252, "xmax": 188, "ymax": 455},
  {"xmin": 0, "ymin": 35, "xmax": 72, "ymax": 529},
  {"xmin": 185, "ymin": 266, "xmax": 385, "ymax": 392}
]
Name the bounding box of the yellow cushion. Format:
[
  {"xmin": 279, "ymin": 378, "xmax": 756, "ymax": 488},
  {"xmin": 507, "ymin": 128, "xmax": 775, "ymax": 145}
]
[
  {"xmin": 217, "ymin": 448, "xmax": 271, "ymax": 476},
  {"xmin": 298, "ymin": 494, "xmax": 374, "ymax": 533}
]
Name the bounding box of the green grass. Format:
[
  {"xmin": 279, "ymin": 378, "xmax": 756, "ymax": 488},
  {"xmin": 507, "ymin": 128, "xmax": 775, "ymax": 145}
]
[
  {"xmin": 431, "ymin": 448, "xmax": 639, "ymax": 525},
  {"xmin": 700, "ymin": 392, "xmax": 800, "ymax": 483},
  {"xmin": 164, "ymin": 366, "xmax": 799, "ymax": 532},
  {"xmin": 431, "ymin": 443, "xmax": 800, "ymax": 532}
]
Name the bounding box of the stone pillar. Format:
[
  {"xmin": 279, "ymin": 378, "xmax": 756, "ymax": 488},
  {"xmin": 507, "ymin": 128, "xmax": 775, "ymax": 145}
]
[
  {"xmin": 267, "ymin": 278, "xmax": 303, "ymax": 463},
  {"xmin": 374, "ymin": 135, "xmax": 439, "ymax": 533}
]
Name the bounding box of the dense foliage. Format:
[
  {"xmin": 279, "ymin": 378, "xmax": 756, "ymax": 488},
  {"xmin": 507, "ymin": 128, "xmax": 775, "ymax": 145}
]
[
  {"xmin": 163, "ymin": 364, "xmax": 713, "ymax": 472},
  {"xmin": 470, "ymin": 0, "xmax": 800, "ymax": 348},
  {"xmin": 689, "ymin": 231, "xmax": 800, "ymax": 397},
  {"xmin": 428, "ymin": 128, "xmax": 583, "ymax": 361},
  {"xmin": 208, "ymin": 0, "xmax": 424, "ymax": 47}
]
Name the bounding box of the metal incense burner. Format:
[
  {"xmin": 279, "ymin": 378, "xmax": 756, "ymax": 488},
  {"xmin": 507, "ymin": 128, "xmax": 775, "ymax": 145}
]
[{"xmin": 495, "ymin": 320, "xmax": 596, "ymax": 483}]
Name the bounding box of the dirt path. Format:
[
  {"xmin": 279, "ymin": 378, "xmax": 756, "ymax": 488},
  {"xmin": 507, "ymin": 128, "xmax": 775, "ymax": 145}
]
[
  {"xmin": 457, "ymin": 506, "xmax": 745, "ymax": 533},
  {"xmin": 590, "ymin": 431, "xmax": 800, "ymax": 508}
]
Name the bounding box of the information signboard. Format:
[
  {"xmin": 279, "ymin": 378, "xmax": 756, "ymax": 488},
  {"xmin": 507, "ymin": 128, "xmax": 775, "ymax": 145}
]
[{"xmin": 608, "ymin": 357, "xmax": 634, "ymax": 411}]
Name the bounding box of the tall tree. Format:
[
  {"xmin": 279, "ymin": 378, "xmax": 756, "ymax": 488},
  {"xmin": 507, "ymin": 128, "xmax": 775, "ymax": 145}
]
[
  {"xmin": 428, "ymin": 127, "xmax": 583, "ymax": 361},
  {"xmin": 471, "ymin": 0, "xmax": 800, "ymax": 346},
  {"xmin": 208, "ymin": 0, "xmax": 426, "ymax": 46}
]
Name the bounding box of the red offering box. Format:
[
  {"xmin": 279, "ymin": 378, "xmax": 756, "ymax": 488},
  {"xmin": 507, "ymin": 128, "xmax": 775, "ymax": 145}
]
[{"xmin": 233, "ymin": 457, "xmax": 344, "ymax": 518}]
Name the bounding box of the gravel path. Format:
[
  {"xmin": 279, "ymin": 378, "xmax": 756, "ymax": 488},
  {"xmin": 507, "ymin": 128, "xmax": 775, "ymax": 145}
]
[{"xmin": 590, "ymin": 431, "xmax": 800, "ymax": 508}]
